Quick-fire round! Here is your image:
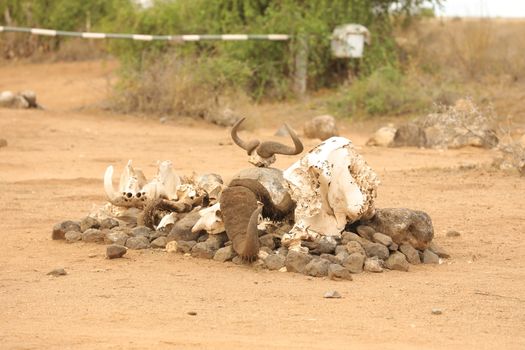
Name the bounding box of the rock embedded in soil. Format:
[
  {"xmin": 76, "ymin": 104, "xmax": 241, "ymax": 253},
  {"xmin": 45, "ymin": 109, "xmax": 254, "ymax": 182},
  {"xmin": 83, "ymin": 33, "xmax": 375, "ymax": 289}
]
[
  {"xmin": 303, "ymin": 115, "xmax": 339, "ymax": 141},
  {"xmin": 264, "ymin": 254, "xmax": 286, "ymax": 270},
  {"xmin": 361, "ymin": 208, "xmax": 434, "ymax": 250},
  {"xmin": 151, "ymin": 236, "xmax": 168, "ymax": 249},
  {"xmin": 65, "ymin": 230, "xmax": 82, "ymax": 243},
  {"xmin": 52, "ymin": 220, "xmax": 81, "ymax": 240},
  {"xmin": 285, "ymin": 250, "xmax": 314, "ymax": 274},
  {"xmin": 363, "ymin": 242, "xmax": 390, "ymax": 260},
  {"xmin": 81, "ymin": 229, "xmax": 105, "ymax": 243},
  {"xmin": 385, "ymin": 252, "xmax": 410, "ymax": 272},
  {"xmin": 323, "ymin": 290, "xmax": 342, "ymax": 299},
  {"xmin": 100, "ymin": 218, "xmax": 119, "ymax": 230},
  {"xmin": 304, "ymin": 258, "xmax": 331, "ymax": 277},
  {"xmin": 213, "ymin": 246, "xmax": 236, "ymax": 262},
  {"xmin": 373, "ymin": 232, "xmax": 393, "ymax": 247},
  {"xmin": 422, "ymin": 249, "xmax": 440, "ymax": 264},
  {"xmin": 328, "ymin": 264, "xmax": 353, "ymax": 281},
  {"xmin": 343, "ymin": 253, "xmax": 365, "ymax": 274},
  {"xmin": 125, "ymin": 236, "xmax": 150, "ymax": 250},
  {"xmin": 191, "ymin": 242, "xmax": 216, "ymax": 259},
  {"xmin": 431, "ymin": 308, "xmax": 443, "ymax": 315},
  {"xmin": 391, "ymin": 122, "xmax": 426, "ymax": 147},
  {"xmin": 47, "ymin": 268, "xmax": 67, "ymax": 276},
  {"xmin": 106, "ymin": 244, "xmax": 127, "ymax": 259},
  {"xmin": 446, "ymin": 230, "xmax": 461, "ymax": 237},
  {"xmin": 399, "ymin": 243, "xmax": 421, "ymax": 265},
  {"xmin": 80, "ymin": 216, "xmax": 100, "ymax": 233},
  {"xmin": 364, "ymin": 257, "xmax": 384, "ymax": 273},
  {"xmin": 429, "ymin": 242, "xmax": 450, "ymax": 258},
  {"xmin": 0, "ymin": 138, "xmax": 7, "ymax": 148}
]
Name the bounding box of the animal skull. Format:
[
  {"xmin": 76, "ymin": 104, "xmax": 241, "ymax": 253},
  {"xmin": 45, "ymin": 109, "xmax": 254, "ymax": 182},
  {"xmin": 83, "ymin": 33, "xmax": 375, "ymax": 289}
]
[
  {"xmin": 191, "ymin": 203, "xmax": 225, "ymax": 234},
  {"xmin": 231, "ymin": 117, "xmax": 303, "ymax": 167},
  {"xmin": 282, "ymin": 137, "xmax": 379, "ymax": 246},
  {"xmin": 104, "ymin": 160, "xmax": 181, "ymax": 208}
]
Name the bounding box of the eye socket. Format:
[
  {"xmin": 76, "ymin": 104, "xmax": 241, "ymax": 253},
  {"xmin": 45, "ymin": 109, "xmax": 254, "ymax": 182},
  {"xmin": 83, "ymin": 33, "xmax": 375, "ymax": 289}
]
[
  {"xmin": 126, "ymin": 192, "xmax": 133, "ymax": 198},
  {"xmin": 136, "ymin": 192, "xmax": 142, "ymax": 198}
]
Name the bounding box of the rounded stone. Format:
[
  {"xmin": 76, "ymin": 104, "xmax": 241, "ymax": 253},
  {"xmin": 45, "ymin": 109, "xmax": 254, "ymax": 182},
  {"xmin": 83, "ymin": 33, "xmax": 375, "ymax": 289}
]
[
  {"xmin": 65, "ymin": 230, "xmax": 82, "ymax": 243},
  {"xmin": 328, "ymin": 264, "xmax": 353, "ymax": 281},
  {"xmin": 342, "ymin": 253, "xmax": 365, "ymax": 274},
  {"xmin": 385, "ymin": 252, "xmax": 409, "ymax": 271},
  {"xmin": 106, "ymin": 244, "xmax": 127, "ymax": 259},
  {"xmin": 80, "ymin": 216, "xmax": 100, "ymax": 233}
]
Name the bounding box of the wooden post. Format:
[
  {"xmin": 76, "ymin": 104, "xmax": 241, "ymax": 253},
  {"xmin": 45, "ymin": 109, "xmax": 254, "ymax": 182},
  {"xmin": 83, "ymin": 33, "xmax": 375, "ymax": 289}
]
[{"xmin": 294, "ymin": 34, "xmax": 308, "ymax": 98}]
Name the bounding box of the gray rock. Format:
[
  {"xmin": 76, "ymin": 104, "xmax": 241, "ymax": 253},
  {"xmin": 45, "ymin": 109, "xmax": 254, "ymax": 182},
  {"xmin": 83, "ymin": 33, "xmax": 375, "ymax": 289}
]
[
  {"xmin": 177, "ymin": 240, "xmax": 197, "ymax": 253},
  {"xmin": 356, "ymin": 225, "xmax": 375, "ymax": 240},
  {"xmin": 197, "ymin": 233, "xmax": 209, "ymax": 243},
  {"xmin": 385, "ymin": 252, "xmax": 409, "ymax": 271},
  {"xmin": 264, "ymin": 254, "xmax": 286, "ymax": 270},
  {"xmin": 346, "ymin": 241, "xmax": 366, "ymax": 256},
  {"xmin": 206, "ymin": 233, "xmax": 228, "ymax": 250},
  {"xmin": 285, "ymin": 250, "xmax": 314, "ymax": 274},
  {"xmin": 106, "ymin": 244, "xmax": 127, "ymax": 259},
  {"xmin": 341, "ymin": 231, "xmax": 366, "ymax": 245},
  {"xmin": 259, "ymin": 234, "xmax": 276, "ymax": 250},
  {"xmin": 149, "ymin": 228, "xmax": 168, "ymax": 240},
  {"xmin": 304, "ymin": 258, "xmax": 331, "ymax": 277},
  {"xmin": 131, "ymin": 226, "xmax": 152, "ymax": 238},
  {"xmin": 125, "ymin": 236, "xmax": 150, "ymax": 250},
  {"xmin": 47, "ymin": 268, "xmax": 67, "ymax": 277},
  {"xmin": 363, "ymin": 242, "xmax": 389, "ymax": 260},
  {"xmin": 81, "ymin": 229, "xmax": 105, "ymax": 243},
  {"xmin": 315, "ymin": 236, "xmax": 337, "ymax": 254},
  {"xmin": 335, "ymin": 245, "xmax": 348, "ymax": 255},
  {"xmin": 303, "ymin": 115, "xmax": 339, "ymax": 141},
  {"xmin": 389, "ymin": 242, "xmax": 399, "ymax": 251},
  {"xmin": 422, "ymin": 249, "xmax": 440, "ymax": 264},
  {"xmin": 151, "ymin": 236, "xmax": 168, "ymax": 248},
  {"xmin": 191, "ymin": 242, "xmax": 215, "ymax": 259},
  {"xmin": 277, "ymin": 247, "xmax": 288, "ymax": 256},
  {"xmin": 213, "ymin": 246, "xmax": 237, "ymax": 262},
  {"xmin": 335, "ymin": 251, "xmax": 349, "ymax": 265},
  {"xmin": 80, "ymin": 216, "xmax": 100, "ymax": 232},
  {"xmin": 65, "ymin": 230, "xmax": 82, "ymax": 243},
  {"xmin": 100, "ymin": 218, "xmax": 119, "ymax": 230},
  {"xmin": 260, "ymin": 246, "xmax": 273, "ymax": 255},
  {"xmin": 0, "ymin": 138, "xmax": 7, "ymax": 148},
  {"xmin": 392, "ymin": 122, "xmax": 426, "ymax": 147},
  {"xmin": 342, "ymin": 253, "xmax": 365, "ymax": 274},
  {"xmin": 204, "ymin": 107, "xmax": 239, "ymax": 127},
  {"xmin": 364, "ymin": 257, "xmax": 383, "ymax": 273},
  {"xmin": 167, "ymin": 211, "xmax": 202, "ymax": 242},
  {"xmin": 361, "ymin": 208, "xmax": 434, "ymax": 250},
  {"xmin": 320, "ymin": 253, "xmax": 340, "ymax": 265},
  {"xmin": 328, "ymin": 264, "xmax": 353, "ymax": 281},
  {"xmin": 373, "ymin": 232, "xmax": 393, "ymax": 247},
  {"xmin": 52, "ymin": 220, "xmax": 81, "ymax": 240},
  {"xmin": 429, "ymin": 242, "xmax": 450, "ymax": 258},
  {"xmin": 446, "ymin": 230, "xmax": 461, "ymax": 237},
  {"xmin": 399, "ymin": 243, "xmax": 421, "ymax": 264},
  {"xmin": 104, "ymin": 229, "xmax": 129, "ymax": 246},
  {"xmin": 323, "ymin": 290, "xmax": 342, "ymax": 299}
]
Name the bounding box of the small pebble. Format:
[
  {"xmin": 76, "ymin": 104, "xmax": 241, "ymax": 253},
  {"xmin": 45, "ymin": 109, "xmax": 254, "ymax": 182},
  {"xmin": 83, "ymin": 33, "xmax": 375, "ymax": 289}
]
[
  {"xmin": 187, "ymin": 311, "xmax": 197, "ymax": 316},
  {"xmin": 446, "ymin": 230, "xmax": 461, "ymax": 237},
  {"xmin": 431, "ymin": 308, "xmax": 443, "ymax": 315},
  {"xmin": 47, "ymin": 268, "xmax": 67, "ymax": 277},
  {"xmin": 323, "ymin": 290, "xmax": 342, "ymax": 299}
]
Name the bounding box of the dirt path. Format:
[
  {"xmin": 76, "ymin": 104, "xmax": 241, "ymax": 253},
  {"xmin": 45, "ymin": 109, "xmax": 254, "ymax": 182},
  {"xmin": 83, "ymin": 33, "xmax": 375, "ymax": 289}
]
[{"xmin": 0, "ymin": 61, "xmax": 524, "ymax": 349}]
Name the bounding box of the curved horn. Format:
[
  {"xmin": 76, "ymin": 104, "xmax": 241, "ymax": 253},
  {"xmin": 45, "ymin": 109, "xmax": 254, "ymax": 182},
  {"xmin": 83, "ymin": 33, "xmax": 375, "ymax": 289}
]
[
  {"xmin": 104, "ymin": 165, "xmax": 126, "ymax": 206},
  {"xmin": 256, "ymin": 123, "xmax": 303, "ymax": 158},
  {"xmin": 241, "ymin": 205, "xmax": 263, "ymax": 261},
  {"xmin": 231, "ymin": 117, "xmax": 260, "ymax": 155}
]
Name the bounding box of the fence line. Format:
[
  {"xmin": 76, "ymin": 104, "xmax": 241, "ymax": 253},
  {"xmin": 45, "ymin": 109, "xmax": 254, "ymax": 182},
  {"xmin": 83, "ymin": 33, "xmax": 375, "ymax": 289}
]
[{"xmin": 0, "ymin": 26, "xmax": 290, "ymax": 42}]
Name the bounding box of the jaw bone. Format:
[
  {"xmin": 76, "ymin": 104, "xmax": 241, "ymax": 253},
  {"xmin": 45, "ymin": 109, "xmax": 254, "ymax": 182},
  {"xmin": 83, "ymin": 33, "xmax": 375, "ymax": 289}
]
[{"xmin": 104, "ymin": 160, "xmax": 181, "ymax": 208}]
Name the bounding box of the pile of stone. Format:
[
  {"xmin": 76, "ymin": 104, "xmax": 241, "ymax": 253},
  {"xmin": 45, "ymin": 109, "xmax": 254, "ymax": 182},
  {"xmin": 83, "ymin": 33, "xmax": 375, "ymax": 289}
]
[
  {"xmin": 0, "ymin": 90, "xmax": 40, "ymax": 109},
  {"xmin": 52, "ymin": 206, "xmax": 449, "ymax": 280},
  {"xmin": 367, "ymin": 99, "xmax": 498, "ymax": 149}
]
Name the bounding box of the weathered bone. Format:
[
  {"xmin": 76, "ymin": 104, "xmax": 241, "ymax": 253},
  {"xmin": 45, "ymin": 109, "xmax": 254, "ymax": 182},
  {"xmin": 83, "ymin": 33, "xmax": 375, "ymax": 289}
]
[
  {"xmin": 231, "ymin": 117, "xmax": 303, "ymax": 167},
  {"xmin": 283, "ymin": 136, "xmax": 379, "ymax": 246},
  {"xmin": 104, "ymin": 160, "xmax": 181, "ymax": 208},
  {"xmin": 191, "ymin": 203, "xmax": 225, "ymax": 234}
]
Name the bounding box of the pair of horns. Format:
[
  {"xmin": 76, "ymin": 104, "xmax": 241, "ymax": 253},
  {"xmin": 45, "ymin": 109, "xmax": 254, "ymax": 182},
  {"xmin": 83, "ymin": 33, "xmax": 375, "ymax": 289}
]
[{"xmin": 231, "ymin": 118, "xmax": 304, "ymax": 158}]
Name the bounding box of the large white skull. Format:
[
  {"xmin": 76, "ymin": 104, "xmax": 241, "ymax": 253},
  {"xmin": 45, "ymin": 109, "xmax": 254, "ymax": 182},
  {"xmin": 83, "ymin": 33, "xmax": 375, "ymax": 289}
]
[
  {"xmin": 191, "ymin": 203, "xmax": 225, "ymax": 234},
  {"xmin": 282, "ymin": 137, "xmax": 379, "ymax": 245}
]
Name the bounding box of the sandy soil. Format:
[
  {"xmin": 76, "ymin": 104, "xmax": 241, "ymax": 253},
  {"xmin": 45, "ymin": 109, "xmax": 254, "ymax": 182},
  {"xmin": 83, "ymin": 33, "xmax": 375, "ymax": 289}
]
[{"xmin": 0, "ymin": 60, "xmax": 524, "ymax": 350}]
